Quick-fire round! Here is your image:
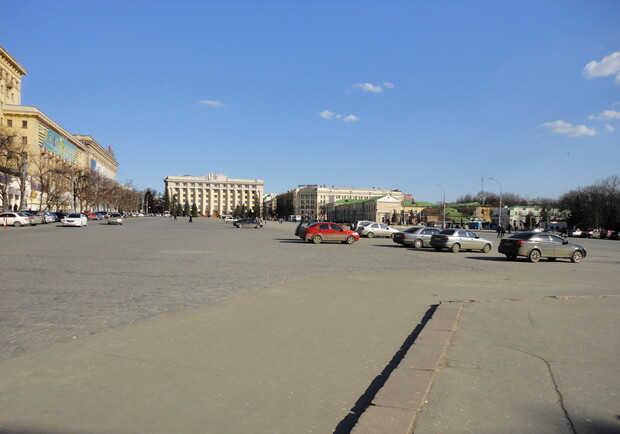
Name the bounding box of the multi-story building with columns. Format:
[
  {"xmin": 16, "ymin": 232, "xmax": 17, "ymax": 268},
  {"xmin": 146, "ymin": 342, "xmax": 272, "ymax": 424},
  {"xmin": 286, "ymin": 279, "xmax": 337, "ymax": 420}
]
[
  {"xmin": 164, "ymin": 173, "xmax": 264, "ymax": 217},
  {"xmin": 1, "ymin": 46, "xmax": 118, "ymax": 211}
]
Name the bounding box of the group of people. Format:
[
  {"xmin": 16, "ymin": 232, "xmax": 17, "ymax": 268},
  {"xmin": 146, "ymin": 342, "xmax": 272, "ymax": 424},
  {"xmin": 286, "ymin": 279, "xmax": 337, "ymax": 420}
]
[{"xmin": 496, "ymin": 223, "xmax": 513, "ymax": 237}]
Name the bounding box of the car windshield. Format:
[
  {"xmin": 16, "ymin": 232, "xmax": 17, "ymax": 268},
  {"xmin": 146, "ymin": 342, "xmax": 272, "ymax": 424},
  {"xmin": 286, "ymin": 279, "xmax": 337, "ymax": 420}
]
[
  {"xmin": 67, "ymin": 213, "xmax": 81, "ymax": 218},
  {"xmin": 111, "ymin": 213, "xmax": 122, "ymax": 217}
]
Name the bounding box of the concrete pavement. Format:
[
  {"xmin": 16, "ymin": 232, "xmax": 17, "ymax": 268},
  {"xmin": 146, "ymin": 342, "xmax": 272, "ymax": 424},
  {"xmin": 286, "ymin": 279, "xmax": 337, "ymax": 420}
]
[{"xmin": 353, "ymin": 295, "xmax": 620, "ymax": 433}]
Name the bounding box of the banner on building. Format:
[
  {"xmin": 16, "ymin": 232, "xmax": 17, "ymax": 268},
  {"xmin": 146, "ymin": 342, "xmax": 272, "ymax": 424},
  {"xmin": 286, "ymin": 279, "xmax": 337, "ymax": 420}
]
[{"xmin": 38, "ymin": 125, "xmax": 78, "ymax": 163}]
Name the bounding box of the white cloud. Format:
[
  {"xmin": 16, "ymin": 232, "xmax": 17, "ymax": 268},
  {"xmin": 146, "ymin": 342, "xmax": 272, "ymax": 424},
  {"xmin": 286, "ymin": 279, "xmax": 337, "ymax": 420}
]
[
  {"xmin": 383, "ymin": 82, "xmax": 395, "ymax": 89},
  {"xmin": 583, "ymin": 52, "xmax": 620, "ymax": 84},
  {"xmin": 198, "ymin": 100, "xmax": 223, "ymax": 107},
  {"xmin": 604, "ymin": 124, "xmax": 616, "ymax": 132},
  {"xmin": 542, "ymin": 120, "xmax": 596, "ymax": 137},
  {"xmin": 352, "ymin": 82, "xmax": 384, "ymax": 93},
  {"xmin": 319, "ymin": 110, "xmax": 358, "ymax": 122},
  {"xmin": 589, "ymin": 110, "xmax": 620, "ymax": 121},
  {"xmin": 342, "ymin": 114, "xmax": 360, "ymax": 122}
]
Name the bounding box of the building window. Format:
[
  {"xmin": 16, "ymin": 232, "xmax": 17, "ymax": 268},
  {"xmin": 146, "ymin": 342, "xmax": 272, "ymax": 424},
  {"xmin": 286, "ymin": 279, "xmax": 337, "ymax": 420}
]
[
  {"xmin": 21, "ymin": 136, "xmax": 27, "ymax": 144},
  {"xmin": 22, "ymin": 120, "xmax": 28, "ymax": 128},
  {"xmin": 7, "ymin": 119, "xmax": 12, "ymax": 127}
]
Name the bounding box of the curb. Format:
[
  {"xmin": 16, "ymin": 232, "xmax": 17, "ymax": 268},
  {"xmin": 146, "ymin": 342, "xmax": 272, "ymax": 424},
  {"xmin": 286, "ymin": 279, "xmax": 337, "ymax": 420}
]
[{"xmin": 352, "ymin": 301, "xmax": 463, "ymax": 434}]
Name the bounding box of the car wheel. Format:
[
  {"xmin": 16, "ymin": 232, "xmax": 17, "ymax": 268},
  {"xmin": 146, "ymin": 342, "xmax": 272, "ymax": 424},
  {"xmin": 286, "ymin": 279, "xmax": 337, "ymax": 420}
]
[
  {"xmin": 345, "ymin": 236, "xmax": 355, "ymax": 245},
  {"xmin": 413, "ymin": 239, "xmax": 423, "ymax": 249},
  {"xmin": 451, "ymin": 243, "xmax": 461, "ymax": 253},
  {"xmin": 528, "ymin": 249, "xmax": 541, "ymax": 263},
  {"xmin": 366, "ymin": 232, "xmax": 374, "ymax": 238},
  {"xmin": 571, "ymin": 251, "xmax": 583, "ymax": 263},
  {"xmin": 482, "ymin": 243, "xmax": 491, "ymax": 253},
  {"xmin": 239, "ymin": 224, "xmax": 244, "ymax": 228},
  {"xmin": 434, "ymin": 246, "xmax": 442, "ymax": 251},
  {"xmin": 390, "ymin": 233, "xmax": 396, "ymax": 239},
  {"xmin": 14, "ymin": 221, "xmax": 21, "ymax": 227},
  {"xmin": 506, "ymin": 254, "xmax": 517, "ymax": 261},
  {"xmin": 312, "ymin": 235, "xmax": 322, "ymax": 244}
]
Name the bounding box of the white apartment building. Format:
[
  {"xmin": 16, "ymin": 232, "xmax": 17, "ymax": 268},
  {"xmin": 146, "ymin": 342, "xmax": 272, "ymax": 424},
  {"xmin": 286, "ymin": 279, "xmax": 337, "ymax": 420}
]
[{"xmin": 164, "ymin": 173, "xmax": 264, "ymax": 217}]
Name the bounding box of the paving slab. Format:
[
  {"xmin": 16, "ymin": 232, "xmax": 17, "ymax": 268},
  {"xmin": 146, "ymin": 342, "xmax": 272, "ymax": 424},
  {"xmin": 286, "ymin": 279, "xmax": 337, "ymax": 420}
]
[{"xmin": 414, "ymin": 296, "xmax": 620, "ymax": 434}]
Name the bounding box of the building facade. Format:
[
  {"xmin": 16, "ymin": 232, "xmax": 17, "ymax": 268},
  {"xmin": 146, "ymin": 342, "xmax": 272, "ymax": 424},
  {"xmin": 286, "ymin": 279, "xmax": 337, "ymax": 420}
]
[
  {"xmin": 1, "ymin": 46, "xmax": 118, "ymax": 211},
  {"xmin": 164, "ymin": 173, "xmax": 264, "ymax": 217},
  {"xmin": 273, "ymin": 185, "xmax": 404, "ymax": 221}
]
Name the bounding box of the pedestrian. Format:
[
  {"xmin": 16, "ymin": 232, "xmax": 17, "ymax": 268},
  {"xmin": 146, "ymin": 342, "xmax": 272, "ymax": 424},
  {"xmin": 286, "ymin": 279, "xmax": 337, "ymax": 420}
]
[
  {"xmin": 189, "ymin": 214, "xmax": 193, "ymax": 223},
  {"xmin": 174, "ymin": 214, "xmax": 177, "ymax": 221},
  {"xmin": 500, "ymin": 225, "xmax": 506, "ymax": 237},
  {"xmin": 506, "ymin": 223, "xmax": 512, "ymax": 234},
  {"xmin": 496, "ymin": 225, "xmax": 502, "ymax": 238}
]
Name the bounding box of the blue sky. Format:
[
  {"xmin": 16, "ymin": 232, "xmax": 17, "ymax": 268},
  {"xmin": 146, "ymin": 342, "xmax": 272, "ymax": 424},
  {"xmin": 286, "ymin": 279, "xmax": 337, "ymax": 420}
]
[{"xmin": 3, "ymin": 1, "xmax": 619, "ymax": 202}]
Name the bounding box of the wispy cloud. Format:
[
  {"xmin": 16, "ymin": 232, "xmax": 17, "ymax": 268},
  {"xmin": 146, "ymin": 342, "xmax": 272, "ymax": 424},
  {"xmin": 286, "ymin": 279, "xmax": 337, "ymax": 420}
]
[
  {"xmin": 319, "ymin": 110, "xmax": 359, "ymax": 122},
  {"xmin": 351, "ymin": 81, "xmax": 395, "ymax": 94},
  {"xmin": 604, "ymin": 124, "xmax": 616, "ymax": 132},
  {"xmin": 583, "ymin": 52, "xmax": 620, "ymax": 84},
  {"xmin": 541, "ymin": 120, "xmax": 596, "ymax": 137},
  {"xmin": 198, "ymin": 100, "xmax": 224, "ymax": 107},
  {"xmin": 342, "ymin": 114, "xmax": 360, "ymax": 122},
  {"xmin": 589, "ymin": 110, "xmax": 620, "ymax": 121}
]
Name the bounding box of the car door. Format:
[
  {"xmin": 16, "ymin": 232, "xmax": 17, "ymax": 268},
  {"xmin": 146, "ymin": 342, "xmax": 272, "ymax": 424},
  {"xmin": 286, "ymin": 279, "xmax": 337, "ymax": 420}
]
[
  {"xmin": 548, "ymin": 234, "xmax": 567, "ymax": 258},
  {"xmin": 316, "ymin": 223, "xmax": 331, "ymax": 240},
  {"xmin": 378, "ymin": 224, "xmax": 390, "ymax": 237},
  {"xmin": 0, "ymin": 213, "xmax": 15, "ymax": 225},
  {"xmin": 532, "ymin": 234, "xmax": 554, "ymax": 257},
  {"xmin": 465, "ymin": 231, "xmax": 481, "ymax": 249},
  {"xmin": 329, "ymin": 223, "xmax": 346, "ymax": 241}
]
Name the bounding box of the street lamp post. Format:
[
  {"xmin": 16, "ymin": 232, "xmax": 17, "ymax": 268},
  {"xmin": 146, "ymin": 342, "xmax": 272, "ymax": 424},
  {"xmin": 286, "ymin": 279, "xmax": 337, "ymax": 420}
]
[
  {"xmin": 488, "ymin": 177, "xmax": 502, "ymax": 229},
  {"xmin": 436, "ymin": 184, "xmax": 446, "ymax": 229}
]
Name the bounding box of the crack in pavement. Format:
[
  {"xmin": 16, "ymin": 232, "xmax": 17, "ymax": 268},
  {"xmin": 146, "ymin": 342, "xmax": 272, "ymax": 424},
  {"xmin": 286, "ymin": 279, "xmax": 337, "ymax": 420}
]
[{"xmin": 496, "ymin": 344, "xmax": 577, "ymax": 434}]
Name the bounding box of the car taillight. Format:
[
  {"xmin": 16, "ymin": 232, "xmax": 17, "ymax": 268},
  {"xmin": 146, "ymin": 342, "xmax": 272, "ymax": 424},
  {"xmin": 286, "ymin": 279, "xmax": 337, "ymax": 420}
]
[
  {"xmin": 440, "ymin": 236, "xmax": 449, "ymax": 241},
  {"xmin": 517, "ymin": 240, "xmax": 524, "ymax": 246}
]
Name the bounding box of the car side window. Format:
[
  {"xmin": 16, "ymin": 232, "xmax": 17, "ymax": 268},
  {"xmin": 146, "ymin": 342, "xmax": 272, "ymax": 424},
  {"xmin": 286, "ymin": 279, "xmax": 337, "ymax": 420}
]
[
  {"xmin": 330, "ymin": 224, "xmax": 343, "ymax": 231},
  {"xmin": 550, "ymin": 235, "xmax": 564, "ymax": 243},
  {"xmin": 535, "ymin": 234, "xmax": 551, "ymax": 242},
  {"xmin": 318, "ymin": 223, "xmax": 330, "ymax": 230},
  {"xmin": 371, "ymin": 223, "xmax": 379, "ymax": 228},
  {"xmin": 457, "ymin": 230, "xmax": 467, "ymax": 237},
  {"xmin": 380, "ymin": 224, "xmax": 388, "ymax": 229}
]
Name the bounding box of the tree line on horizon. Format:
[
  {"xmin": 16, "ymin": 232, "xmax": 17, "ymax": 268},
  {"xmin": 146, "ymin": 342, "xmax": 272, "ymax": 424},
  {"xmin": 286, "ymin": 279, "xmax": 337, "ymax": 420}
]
[{"xmin": 455, "ymin": 175, "xmax": 619, "ymax": 229}]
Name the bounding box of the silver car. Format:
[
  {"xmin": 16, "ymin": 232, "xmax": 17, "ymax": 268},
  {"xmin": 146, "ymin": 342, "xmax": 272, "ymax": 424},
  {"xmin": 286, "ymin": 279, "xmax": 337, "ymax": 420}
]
[
  {"xmin": 358, "ymin": 222, "xmax": 399, "ymax": 239},
  {"xmin": 430, "ymin": 229, "xmax": 493, "ymax": 253},
  {"xmin": 108, "ymin": 213, "xmax": 123, "ymax": 225},
  {"xmin": 498, "ymin": 231, "xmax": 587, "ymax": 263},
  {"xmin": 392, "ymin": 226, "xmax": 441, "ymax": 248}
]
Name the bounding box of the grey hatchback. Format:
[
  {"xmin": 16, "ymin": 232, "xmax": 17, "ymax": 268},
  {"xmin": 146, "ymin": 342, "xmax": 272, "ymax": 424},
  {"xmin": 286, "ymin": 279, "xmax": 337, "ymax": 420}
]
[{"xmin": 498, "ymin": 231, "xmax": 586, "ymax": 263}]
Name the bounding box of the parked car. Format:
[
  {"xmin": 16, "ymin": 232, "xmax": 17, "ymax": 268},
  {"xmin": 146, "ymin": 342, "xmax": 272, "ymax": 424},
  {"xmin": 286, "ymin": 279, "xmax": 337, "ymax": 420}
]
[
  {"xmin": 19, "ymin": 211, "xmax": 43, "ymax": 226},
  {"xmin": 430, "ymin": 229, "xmax": 493, "ymax": 253},
  {"xmin": 498, "ymin": 231, "xmax": 587, "ymax": 263},
  {"xmin": 234, "ymin": 218, "xmax": 263, "ymax": 229},
  {"xmin": 609, "ymin": 231, "xmax": 619, "ymax": 240},
  {"xmin": 0, "ymin": 212, "xmax": 31, "ymax": 227},
  {"xmin": 31, "ymin": 211, "xmax": 53, "ymax": 224},
  {"xmin": 568, "ymin": 228, "xmax": 582, "ymax": 237},
  {"xmin": 579, "ymin": 229, "xmax": 594, "ymax": 238},
  {"xmin": 108, "ymin": 213, "xmax": 123, "ymax": 225},
  {"xmin": 62, "ymin": 213, "xmax": 88, "ymax": 227},
  {"xmin": 358, "ymin": 222, "xmax": 400, "ymax": 239},
  {"xmin": 393, "ymin": 226, "xmax": 441, "ymax": 248},
  {"xmin": 224, "ymin": 216, "xmax": 238, "ymax": 223},
  {"xmin": 295, "ymin": 220, "xmax": 317, "ymax": 236},
  {"xmin": 299, "ymin": 222, "xmax": 360, "ymax": 244},
  {"xmin": 591, "ymin": 229, "xmax": 607, "ymax": 239},
  {"xmin": 351, "ymin": 220, "xmax": 374, "ymax": 231}
]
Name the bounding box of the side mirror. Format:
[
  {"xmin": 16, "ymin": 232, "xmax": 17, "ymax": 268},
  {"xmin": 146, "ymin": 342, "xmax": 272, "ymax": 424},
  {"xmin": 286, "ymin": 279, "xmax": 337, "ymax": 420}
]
[{"xmin": 563, "ymin": 240, "xmax": 569, "ymax": 245}]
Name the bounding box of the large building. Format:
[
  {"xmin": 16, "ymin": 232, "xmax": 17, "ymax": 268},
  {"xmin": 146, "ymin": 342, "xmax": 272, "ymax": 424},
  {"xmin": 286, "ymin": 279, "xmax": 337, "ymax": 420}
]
[
  {"xmin": 1, "ymin": 46, "xmax": 118, "ymax": 211},
  {"xmin": 164, "ymin": 173, "xmax": 264, "ymax": 217},
  {"xmin": 271, "ymin": 185, "xmax": 404, "ymax": 221}
]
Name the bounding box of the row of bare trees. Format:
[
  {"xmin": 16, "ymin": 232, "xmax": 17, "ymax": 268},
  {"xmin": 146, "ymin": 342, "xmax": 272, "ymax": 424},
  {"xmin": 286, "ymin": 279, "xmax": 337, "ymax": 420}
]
[{"xmin": 1, "ymin": 126, "xmax": 143, "ymax": 213}]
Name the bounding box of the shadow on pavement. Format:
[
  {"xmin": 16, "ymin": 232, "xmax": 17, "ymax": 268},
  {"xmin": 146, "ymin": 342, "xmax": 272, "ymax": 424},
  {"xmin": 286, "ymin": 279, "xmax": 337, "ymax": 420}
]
[{"xmin": 333, "ymin": 304, "xmax": 438, "ymax": 434}]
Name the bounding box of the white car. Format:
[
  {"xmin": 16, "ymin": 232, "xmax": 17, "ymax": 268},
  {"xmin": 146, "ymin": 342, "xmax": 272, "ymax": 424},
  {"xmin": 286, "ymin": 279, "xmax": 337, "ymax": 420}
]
[
  {"xmin": 358, "ymin": 222, "xmax": 400, "ymax": 238},
  {"xmin": 0, "ymin": 212, "xmax": 31, "ymax": 227},
  {"xmin": 62, "ymin": 213, "xmax": 88, "ymax": 227},
  {"xmin": 224, "ymin": 216, "xmax": 238, "ymax": 223}
]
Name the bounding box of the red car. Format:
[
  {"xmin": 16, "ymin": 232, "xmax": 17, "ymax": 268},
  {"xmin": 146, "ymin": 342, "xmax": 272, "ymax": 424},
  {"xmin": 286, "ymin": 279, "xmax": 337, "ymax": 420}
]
[{"xmin": 299, "ymin": 222, "xmax": 360, "ymax": 244}]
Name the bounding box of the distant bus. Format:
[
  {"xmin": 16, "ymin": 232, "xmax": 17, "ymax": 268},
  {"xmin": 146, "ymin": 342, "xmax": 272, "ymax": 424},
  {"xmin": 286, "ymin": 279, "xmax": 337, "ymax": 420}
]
[{"xmin": 540, "ymin": 221, "xmax": 567, "ymax": 233}]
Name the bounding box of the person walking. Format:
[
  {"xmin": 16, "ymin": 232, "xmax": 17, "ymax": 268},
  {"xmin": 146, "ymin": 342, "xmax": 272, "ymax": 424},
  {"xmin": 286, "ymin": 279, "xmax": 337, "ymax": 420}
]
[{"xmin": 188, "ymin": 214, "xmax": 193, "ymax": 223}]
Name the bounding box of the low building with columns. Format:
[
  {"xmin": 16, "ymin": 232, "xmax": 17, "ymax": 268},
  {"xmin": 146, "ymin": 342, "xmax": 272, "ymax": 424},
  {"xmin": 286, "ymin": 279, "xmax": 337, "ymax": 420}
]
[{"xmin": 164, "ymin": 173, "xmax": 264, "ymax": 217}]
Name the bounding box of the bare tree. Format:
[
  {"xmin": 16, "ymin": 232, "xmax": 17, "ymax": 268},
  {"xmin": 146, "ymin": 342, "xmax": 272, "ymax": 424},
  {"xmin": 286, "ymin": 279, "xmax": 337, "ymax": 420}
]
[{"xmin": 0, "ymin": 126, "xmax": 28, "ymax": 210}]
